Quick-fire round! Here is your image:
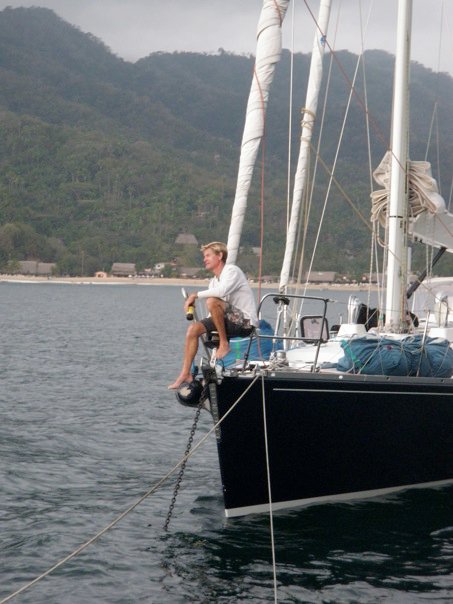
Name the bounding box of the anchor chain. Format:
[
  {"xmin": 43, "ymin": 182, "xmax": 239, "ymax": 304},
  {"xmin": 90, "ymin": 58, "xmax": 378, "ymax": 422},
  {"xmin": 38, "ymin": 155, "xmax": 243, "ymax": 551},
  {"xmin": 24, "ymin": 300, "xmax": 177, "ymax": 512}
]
[{"xmin": 163, "ymin": 389, "xmax": 207, "ymax": 531}]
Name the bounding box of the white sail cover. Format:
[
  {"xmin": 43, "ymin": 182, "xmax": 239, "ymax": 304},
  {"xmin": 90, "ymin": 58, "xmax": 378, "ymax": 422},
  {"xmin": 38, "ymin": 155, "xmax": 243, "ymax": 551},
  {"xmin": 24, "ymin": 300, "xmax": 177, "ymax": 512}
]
[
  {"xmin": 227, "ymin": 0, "xmax": 289, "ymax": 265},
  {"xmin": 279, "ymin": 0, "xmax": 331, "ymax": 290}
]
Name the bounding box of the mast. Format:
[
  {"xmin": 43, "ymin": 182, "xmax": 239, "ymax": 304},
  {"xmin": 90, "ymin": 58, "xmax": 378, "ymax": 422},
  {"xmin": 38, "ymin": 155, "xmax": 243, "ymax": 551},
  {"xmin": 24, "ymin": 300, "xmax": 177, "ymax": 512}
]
[
  {"xmin": 279, "ymin": 0, "xmax": 331, "ymax": 291},
  {"xmin": 227, "ymin": 0, "xmax": 289, "ymax": 265},
  {"xmin": 385, "ymin": 0, "xmax": 413, "ymax": 330}
]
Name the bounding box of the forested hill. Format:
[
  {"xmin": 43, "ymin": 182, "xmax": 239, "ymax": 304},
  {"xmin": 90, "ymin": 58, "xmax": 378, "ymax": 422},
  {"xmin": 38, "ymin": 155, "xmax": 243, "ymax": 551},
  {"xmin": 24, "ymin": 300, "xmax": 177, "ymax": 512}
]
[{"xmin": 1, "ymin": 6, "xmax": 453, "ymax": 277}]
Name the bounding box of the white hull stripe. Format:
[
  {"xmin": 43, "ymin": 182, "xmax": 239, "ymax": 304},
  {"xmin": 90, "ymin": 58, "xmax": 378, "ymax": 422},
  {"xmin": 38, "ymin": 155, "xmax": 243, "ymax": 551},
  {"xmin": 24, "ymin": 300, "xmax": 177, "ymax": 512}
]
[
  {"xmin": 224, "ymin": 479, "xmax": 453, "ymax": 518},
  {"xmin": 273, "ymin": 387, "xmax": 453, "ymax": 396}
]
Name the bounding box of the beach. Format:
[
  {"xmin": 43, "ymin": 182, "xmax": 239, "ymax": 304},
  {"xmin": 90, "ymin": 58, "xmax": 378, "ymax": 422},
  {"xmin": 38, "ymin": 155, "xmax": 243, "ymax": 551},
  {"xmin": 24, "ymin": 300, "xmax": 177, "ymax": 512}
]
[{"xmin": 0, "ymin": 274, "xmax": 375, "ymax": 291}]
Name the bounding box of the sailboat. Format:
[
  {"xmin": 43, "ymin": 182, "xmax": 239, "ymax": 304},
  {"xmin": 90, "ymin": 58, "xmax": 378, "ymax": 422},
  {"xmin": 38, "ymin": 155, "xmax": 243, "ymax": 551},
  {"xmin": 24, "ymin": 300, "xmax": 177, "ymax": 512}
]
[{"xmin": 177, "ymin": 0, "xmax": 453, "ymax": 517}]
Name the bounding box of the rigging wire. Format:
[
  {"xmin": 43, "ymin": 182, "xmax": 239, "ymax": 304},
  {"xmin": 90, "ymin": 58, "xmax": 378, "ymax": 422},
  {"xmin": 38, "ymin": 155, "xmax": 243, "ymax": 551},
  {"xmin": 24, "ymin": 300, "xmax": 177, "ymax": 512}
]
[
  {"xmin": 292, "ymin": 5, "xmax": 340, "ymax": 299},
  {"xmin": 413, "ymin": 0, "xmax": 452, "ymax": 298},
  {"xmin": 0, "ymin": 376, "xmax": 260, "ymax": 604},
  {"xmin": 257, "ymin": 63, "xmax": 267, "ymax": 301},
  {"xmin": 303, "ymin": 47, "xmax": 372, "ymax": 298},
  {"xmin": 287, "ymin": 0, "xmax": 383, "ymax": 324},
  {"xmin": 421, "ymin": 103, "xmax": 440, "ymax": 285},
  {"xmin": 287, "ymin": 0, "xmax": 342, "ymax": 326},
  {"xmin": 303, "ymin": 0, "xmax": 388, "ymax": 150},
  {"xmin": 359, "ymin": 1, "xmax": 384, "ymax": 308},
  {"xmin": 281, "ymin": 0, "xmax": 332, "ymax": 297},
  {"xmin": 261, "ymin": 374, "xmax": 278, "ymax": 603},
  {"xmin": 286, "ymin": 0, "xmax": 296, "ymax": 234}
]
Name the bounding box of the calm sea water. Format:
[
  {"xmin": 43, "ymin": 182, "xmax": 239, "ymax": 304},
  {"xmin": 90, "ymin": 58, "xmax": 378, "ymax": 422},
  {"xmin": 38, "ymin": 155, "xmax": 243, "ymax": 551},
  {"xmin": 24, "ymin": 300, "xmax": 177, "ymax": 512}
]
[{"xmin": 0, "ymin": 282, "xmax": 451, "ymax": 603}]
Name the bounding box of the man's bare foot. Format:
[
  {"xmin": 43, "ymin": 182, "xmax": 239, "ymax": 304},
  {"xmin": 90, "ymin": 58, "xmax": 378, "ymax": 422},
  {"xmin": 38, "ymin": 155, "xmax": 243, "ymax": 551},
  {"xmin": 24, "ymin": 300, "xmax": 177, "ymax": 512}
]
[
  {"xmin": 215, "ymin": 342, "xmax": 231, "ymax": 359},
  {"xmin": 168, "ymin": 374, "xmax": 193, "ymax": 390}
]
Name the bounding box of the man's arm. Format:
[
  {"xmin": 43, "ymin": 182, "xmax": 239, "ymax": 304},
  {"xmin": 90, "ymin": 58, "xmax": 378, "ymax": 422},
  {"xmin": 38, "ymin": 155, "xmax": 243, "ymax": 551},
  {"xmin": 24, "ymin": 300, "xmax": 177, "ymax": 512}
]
[{"xmin": 197, "ymin": 265, "xmax": 238, "ymax": 300}]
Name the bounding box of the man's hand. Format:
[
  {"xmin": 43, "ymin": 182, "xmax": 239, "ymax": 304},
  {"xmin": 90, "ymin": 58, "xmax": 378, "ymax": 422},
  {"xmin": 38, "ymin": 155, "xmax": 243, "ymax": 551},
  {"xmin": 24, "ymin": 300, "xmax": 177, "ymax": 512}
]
[{"xmin": 184, "ymin": 293, "xmax": 197, "ymax": 312}]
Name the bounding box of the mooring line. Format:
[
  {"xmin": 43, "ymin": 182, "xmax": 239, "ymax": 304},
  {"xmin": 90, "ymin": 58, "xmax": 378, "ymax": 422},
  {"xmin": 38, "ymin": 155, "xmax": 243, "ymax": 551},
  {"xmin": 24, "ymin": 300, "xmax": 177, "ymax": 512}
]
[{"xmin": 0, "ymin": 374, "xmax": 260, "ymax": 604}]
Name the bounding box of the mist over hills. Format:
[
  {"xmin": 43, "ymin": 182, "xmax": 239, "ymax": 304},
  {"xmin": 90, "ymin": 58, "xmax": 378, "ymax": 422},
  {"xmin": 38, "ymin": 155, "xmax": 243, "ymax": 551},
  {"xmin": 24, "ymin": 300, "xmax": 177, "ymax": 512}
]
[{"xmin": 1, "ymin": 6, "xmax": 452, "ymax": 277}]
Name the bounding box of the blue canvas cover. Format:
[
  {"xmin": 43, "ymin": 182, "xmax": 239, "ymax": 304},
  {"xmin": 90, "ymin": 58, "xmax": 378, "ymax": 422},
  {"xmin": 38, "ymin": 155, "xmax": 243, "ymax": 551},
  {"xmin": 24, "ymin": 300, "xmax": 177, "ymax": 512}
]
[
  {"xmin": 337, "ymin": 335, "xmax": 453, "ymax": 377},
  {"xmin": 223, "ymin": 320, "xmax": 275, "ymax": 366}
]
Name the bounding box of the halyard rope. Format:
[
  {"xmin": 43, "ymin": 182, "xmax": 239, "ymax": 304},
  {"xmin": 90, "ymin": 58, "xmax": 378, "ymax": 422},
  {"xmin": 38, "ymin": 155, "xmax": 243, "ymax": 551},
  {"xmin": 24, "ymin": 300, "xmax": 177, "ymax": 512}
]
[{"xmin": 0, "ymin": 375, "xmax": 260, "ymax": 604}]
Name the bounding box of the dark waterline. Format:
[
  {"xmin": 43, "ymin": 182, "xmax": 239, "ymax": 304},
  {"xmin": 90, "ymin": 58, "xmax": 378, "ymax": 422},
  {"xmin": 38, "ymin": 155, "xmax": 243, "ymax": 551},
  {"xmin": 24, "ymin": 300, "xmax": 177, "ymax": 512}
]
[{"xmin": 0, "ymin": 283, "xmax": 451, "ymax": 603}]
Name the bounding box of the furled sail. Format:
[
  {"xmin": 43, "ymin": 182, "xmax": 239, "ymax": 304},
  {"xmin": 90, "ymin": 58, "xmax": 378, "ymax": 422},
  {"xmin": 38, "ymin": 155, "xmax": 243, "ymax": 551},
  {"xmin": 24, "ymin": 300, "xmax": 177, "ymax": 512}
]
[
  {"xmin": 371, "ymin": 150, "xmax": 453, "ymax": 252},
  {"xmin": 227, "ymin": 0, "xmax": 289, "ymax": 265},
  {"xmin": 279, "ymin": 0, "xmax": 331, "ymax": 291},
  {"xmin": 371, "ymin": 151, "xmax": 446, "ymax": 225}
]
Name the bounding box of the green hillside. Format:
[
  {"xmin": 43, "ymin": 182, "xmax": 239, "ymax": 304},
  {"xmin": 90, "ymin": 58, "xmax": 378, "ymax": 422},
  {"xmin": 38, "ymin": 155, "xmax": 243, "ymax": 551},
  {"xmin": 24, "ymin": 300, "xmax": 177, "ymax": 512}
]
[{"xmin": 0, "ymin": 6, "xmax": 452, "ymax": 278}]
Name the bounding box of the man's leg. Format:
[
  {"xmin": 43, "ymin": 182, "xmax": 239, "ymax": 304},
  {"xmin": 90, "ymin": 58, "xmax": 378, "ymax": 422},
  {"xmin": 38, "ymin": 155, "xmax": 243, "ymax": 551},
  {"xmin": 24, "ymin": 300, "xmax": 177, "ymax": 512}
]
[
  {"xmin": 206, "ymin": 297, "xmax": 231, "ymax": 359},
  {"xmin": 168, "ymin": 321, "xmax": 206, "ymax": 389}
]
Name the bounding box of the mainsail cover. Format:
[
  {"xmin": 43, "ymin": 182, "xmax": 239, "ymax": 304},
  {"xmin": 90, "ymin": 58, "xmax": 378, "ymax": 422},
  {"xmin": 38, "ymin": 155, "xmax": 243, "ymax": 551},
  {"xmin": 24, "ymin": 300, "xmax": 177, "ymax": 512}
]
[{"xmin": 227, "ymin": 0, "xmax": 289, "ymax": 265}]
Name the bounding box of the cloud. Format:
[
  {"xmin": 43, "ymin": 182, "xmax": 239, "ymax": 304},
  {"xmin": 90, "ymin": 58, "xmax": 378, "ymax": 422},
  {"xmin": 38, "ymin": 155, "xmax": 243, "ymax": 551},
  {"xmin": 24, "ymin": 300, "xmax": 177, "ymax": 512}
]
[{"xmin": 0, "ymin": 0, "xmax": 451, "ymax": 74}]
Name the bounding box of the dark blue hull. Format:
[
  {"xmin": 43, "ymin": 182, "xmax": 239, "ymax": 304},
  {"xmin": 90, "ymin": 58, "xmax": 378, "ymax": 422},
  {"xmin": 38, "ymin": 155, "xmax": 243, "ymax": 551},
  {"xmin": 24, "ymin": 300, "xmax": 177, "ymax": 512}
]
[{"xmin": 210, "ymin": 371, "xmax": 453, "ymax": 516}]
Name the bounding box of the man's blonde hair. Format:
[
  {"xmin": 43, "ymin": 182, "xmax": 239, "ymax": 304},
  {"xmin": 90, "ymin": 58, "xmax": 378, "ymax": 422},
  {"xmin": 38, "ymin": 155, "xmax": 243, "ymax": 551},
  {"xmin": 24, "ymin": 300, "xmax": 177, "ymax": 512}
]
[{"xmin": 201, "ymin": 241, "xmax": 228, "ymax": 262}]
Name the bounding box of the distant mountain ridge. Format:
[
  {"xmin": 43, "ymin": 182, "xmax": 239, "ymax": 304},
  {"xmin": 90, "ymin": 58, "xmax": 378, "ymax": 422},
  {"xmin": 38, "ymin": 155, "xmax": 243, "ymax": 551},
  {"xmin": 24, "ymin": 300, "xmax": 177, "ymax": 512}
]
[{"xmin": 0, "ymin": 6, "xmax": 452, "ymax": 277}]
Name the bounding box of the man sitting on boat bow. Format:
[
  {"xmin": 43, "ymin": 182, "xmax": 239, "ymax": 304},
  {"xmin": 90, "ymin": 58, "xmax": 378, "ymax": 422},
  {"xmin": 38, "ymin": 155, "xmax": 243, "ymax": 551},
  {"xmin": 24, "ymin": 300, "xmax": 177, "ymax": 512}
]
[{"xmin": 168, "ymin": 241, "xmax": 259, "ymax": 390}]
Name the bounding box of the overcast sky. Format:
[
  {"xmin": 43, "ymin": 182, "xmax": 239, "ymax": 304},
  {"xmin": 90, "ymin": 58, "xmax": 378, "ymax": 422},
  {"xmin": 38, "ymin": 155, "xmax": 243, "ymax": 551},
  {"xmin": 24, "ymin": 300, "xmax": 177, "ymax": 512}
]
[{"xmin": 0, "ymin": 0, "xmax": 452, "ymax": 75}]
